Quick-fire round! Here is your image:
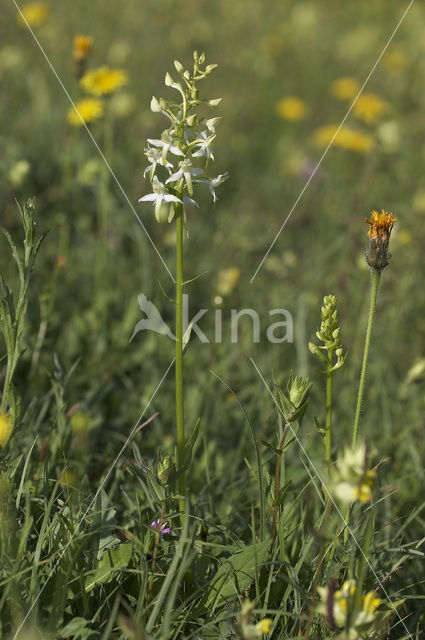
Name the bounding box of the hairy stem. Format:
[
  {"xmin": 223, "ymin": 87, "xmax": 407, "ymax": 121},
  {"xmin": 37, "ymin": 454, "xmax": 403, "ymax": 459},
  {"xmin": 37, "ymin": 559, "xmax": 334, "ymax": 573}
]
[{"xmin": 352, "ymin": 269, "xmax": 381, "ymax": 446}]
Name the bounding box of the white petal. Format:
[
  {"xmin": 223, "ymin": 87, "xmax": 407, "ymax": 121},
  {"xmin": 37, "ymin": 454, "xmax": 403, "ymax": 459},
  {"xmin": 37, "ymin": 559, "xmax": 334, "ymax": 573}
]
[
  {"xmin": 169, "ymin": 145, "xmax": 184, "ymax": 156},
  {"xmin": 139, "ymin": 194, "xmax": 157, "ymax": 202},
  {"xmin": 163, "ymin": 194, "xmax": 183, "ymax": 203},
  {"xmin": 183, "ymin": 196, "xmax": 199, "ymax": 208},
  {"xmin": 166, "ymin": 170, "xmax": 183, "ymax": 183},
  {"xmin": 147, "ymin": 138, "xmax": 165, "ymax": 148}
]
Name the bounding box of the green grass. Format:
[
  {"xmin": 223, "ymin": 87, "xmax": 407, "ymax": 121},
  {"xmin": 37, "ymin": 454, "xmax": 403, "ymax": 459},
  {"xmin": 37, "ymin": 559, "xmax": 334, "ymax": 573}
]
[{"xmin": 1, "ymin": 0, "xmax": 425, "ymax": 638}]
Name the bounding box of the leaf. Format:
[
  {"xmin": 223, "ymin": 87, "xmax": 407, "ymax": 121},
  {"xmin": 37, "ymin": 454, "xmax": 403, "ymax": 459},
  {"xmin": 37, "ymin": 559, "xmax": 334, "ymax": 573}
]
[
  {"xmin": 181, "ymin": 419, "xmax": 200, "ymax": 468},
  {"xmin": 94, "ymin": 489, "xmax": 117, "ymax": 560},
  {"xmin": 204, "ymin": 539, "xmax": 270, "ymax": 610},
  {"xmin": 59, "ymin": 617, "xmax": 96, "ymax": 639},
  {"xmin": 261, "ymin": 439, "xmax": 282, "ymax": 455},
  {"xmin": 182, "ymin": 321, "xmax": 193, "ymax": 352},
  {"xmin": 130, "ymin": 294, "xmax": 175, "ymax": 342},
  {"xmin": 85, "ymin": 542, "xmax": 133, "ymax": 592}
]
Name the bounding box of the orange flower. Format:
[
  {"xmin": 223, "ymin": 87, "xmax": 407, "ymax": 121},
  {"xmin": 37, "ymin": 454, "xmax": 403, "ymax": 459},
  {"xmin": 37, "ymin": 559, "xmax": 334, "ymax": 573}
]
[
  {"xmin": 72, "ymin": 35, "xmax": 94, "ymax": 63},
  {"xmin": 366, "ymin": 209, "xmax": 397, "ymax": 241},
  {"xmin": 365, "ymin": 209, "xmax": 396, "ymax": 271}
]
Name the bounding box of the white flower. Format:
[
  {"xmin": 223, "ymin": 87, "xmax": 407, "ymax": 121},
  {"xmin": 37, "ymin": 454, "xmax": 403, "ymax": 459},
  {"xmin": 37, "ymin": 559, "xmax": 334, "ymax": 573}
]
[
  {"xmin": 139, "ymin": 176, "xmax": 182, "ymax": 222},
  {"xmin": 147, "ymin": 134, "xmax": 184, "ymax": 166},
  {"xmin": 168, "ymin": 196, "xmax": 199, "ymax": 223},
  {"xmin": 192, "ymin": 130, "xmax": 216, "ymax": 161},
  {"xmin": 194, "ymin": 172, "xmax": 228, "ymax": 202},
  {"xmin": 144, "ymin": 145, "xmax": 173, "ymax": 181},
  {"xmin": 166, "ymin": 160, "xmax": 203, "ymax": 196},
  {"xmin": 205, "ymin": 117, "xmax": 221, "ymax": 132}
]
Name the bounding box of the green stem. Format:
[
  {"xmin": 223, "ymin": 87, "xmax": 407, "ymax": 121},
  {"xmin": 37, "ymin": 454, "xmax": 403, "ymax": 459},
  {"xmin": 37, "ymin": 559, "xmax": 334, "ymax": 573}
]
[
  {"xmin": 95, "ymin": 107, "xmax": 114, "ymax": 315},
  {"xmin": 175, "ymin": 202, "xmax": 186, "ymax": 522},
  {"xmin": 325, "ymin": 351, "xmax": 333, "ymax": 466},
  {"xmin": 352, "ymin": 268, "xmax": 381, "ymax": 446},
  {"xmin": 303, "ymin": 499, "xmax": 333, "ymax": 640}
]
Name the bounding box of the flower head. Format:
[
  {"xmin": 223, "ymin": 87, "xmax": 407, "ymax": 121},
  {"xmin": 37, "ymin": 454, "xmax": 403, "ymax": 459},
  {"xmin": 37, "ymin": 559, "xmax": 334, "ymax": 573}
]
[
  {"xmin": 72, "ymin": 35, "xmax": 94, "ymax": 79},
  {"xmin": 216, "ymin": 267, "xmax": 240, "ymax": 297},
  {"xmin": 140, "ymin": 53, "xmax": 225, "ymax": 224},
  {"xmin": 67, "ymin": 98, "xmax": 104, "ymax": 127},
  {"xmin": 166, "ymin": 159, "xmax": 203, "ymax": 196},
  {"xmin": 382, "ymin": 49, "xmax": 408, "ymax": 74},
  {"xmin": 255, "ymin": 618, "xmax": 273, "ymax": 635},
  {"xmin": 318, "ymin": 580, "xmax": 383, "ymax": 638},
  {"xmin": 17, "ymin": 2, "xmax": 48, "ymax": 27},
  {"xmin": 365, "ymin": 209, "xmax": 397, "ymax": 271},
  {"xmin": 313, "ymin": 125, "xmax": 375, "ymax": 153},
  {"xmin": 331, "ymin": 76, "xmax": 360, "ymax": 101},
  {"xmin": 276, "ymin": 96, "xmax": 307, "ymax": 121},
  {"xmin": 139, "ymin": 176, "xmax": 183, "ymax": 222},
  {"xmin": 72, "ymin": 35, "xmax": 94, "ymax": 63},
  {"xmin": 151, "ymin": 519, "xmax": 171, "ymax": 536},
  {"xmin": 0, "ymin": 413, "xmax": 13, "ymax": 448},
  {"xmin": 192, "ymin": 130, "xmax": 216, "ymax": 161},
  {"xmin": 331, "ymin": 443, "xmax": 376, "ymax": 505},
  {"xmin": 80, "ymin": 66, "xmax": 128, "ymax": 96},
  {"xmin": 353, "ymin": 93, "xmax": 389, "ymax": 124}
]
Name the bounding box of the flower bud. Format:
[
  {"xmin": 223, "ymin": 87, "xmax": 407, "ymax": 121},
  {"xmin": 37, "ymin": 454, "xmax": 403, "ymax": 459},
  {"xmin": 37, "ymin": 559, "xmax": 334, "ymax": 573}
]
[
  {"xmin": 0, "ymin": 413, "xmax": 12, "ymax": 448},
  {"xmin": 174, "ymin": 59, "xmax": 184, "ymax": 74},
  {"xmin": 205, "ymin": 64, "xmax": 218, "ymax": 74},
  {"xmin": 150, "ymin": 96, "xmax": 161, "ymax": 112},
  {"xmin": 365, "ymin": 209, "xmax": 396, "ymax": 271}
]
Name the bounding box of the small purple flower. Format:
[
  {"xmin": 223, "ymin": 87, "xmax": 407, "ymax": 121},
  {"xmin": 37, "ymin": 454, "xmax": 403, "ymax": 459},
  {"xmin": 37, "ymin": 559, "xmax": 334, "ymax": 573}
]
[{"xmin": 151, "ymin": 519, "xmax": 171, "ymax": 536}]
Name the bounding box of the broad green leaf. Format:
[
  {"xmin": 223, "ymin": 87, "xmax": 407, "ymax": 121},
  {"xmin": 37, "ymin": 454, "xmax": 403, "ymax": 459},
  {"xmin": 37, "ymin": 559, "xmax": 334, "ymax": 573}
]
[
  {"xmin": 59, "ymin": 617, "xmax": 96, "ymax": 639},
  {"xmin": 205, "ymin": 539, "xmax": 270, "ymax": 610},
  {"xmin": 85, "ymin": 542, "xmax": 133, "ymax": 592}
]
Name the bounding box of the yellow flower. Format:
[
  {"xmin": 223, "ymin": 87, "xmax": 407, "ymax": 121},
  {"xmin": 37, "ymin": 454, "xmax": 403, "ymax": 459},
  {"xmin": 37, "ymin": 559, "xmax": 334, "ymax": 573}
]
[
  {"xmin": 319, "ymin": 580, "xmax": 382, "ymax": 634},
  {"xmin": 331, "ymin": 76, "xmax": 360, "ymax": 101},
  {"xmin": 70, "ymin": 410, "xmax": 90, "ymax": 434},
  {"xmin": 59, "ymin": 469, "xmax": 80, "ymax": 489},
  {"xmin": 80, "ymin": 66, "xmax": 129, "ymax": 96},
  {"xmin": 216, "ymin": 267, "xmax": 240, "ymax": 296},
  {"xmin": 276, "ymin": 97, "xmax": 307, "ymax": 121},
  {"xmin": 0, "ymin": 413, "xmax": 13, "ymax": 447},
  {"xmin": 255, "ymin": 618, "xmax": 273, "ymax": 635},
  {"xmin": 366, "ymin": 209, "xmax": 397, "ymax": 242},
  {"xmin": 72, "ymin": 35, "xmax": 94, "ymax": 63},
  {"xmin": 313, "ymin": 124, "xmax": 375, "ymax": 153},
  {"xmin": 17, "ymin": 2, "xmax": 48, "ymax": 27},
  {"xmin": 67, "ymin": 98, "xmax": 104, "ymax": 127},
  {"xmin": 331, "ymin": 443, "xmax": 377, "ymax": 504},
  {"xmin": 353, "ymin": 483, "xmax": 372, "ymax": 503},
  {"xmin": 363, "ymin": 591, "xmax": 381, "ymax": 614},
  {"xmin": 353, "ymin": 93, "xmax": 388, "ymax": 124},
  {"xmin": 382, "ymin": 49, "xmax": 408, "ymax": 74}
]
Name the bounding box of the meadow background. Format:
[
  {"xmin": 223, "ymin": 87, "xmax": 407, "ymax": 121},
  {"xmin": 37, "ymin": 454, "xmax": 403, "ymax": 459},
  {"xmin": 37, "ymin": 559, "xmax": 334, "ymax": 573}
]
[{"xmin": 1, "ymin": 0, "xmax": 425, "ymax": 638}]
